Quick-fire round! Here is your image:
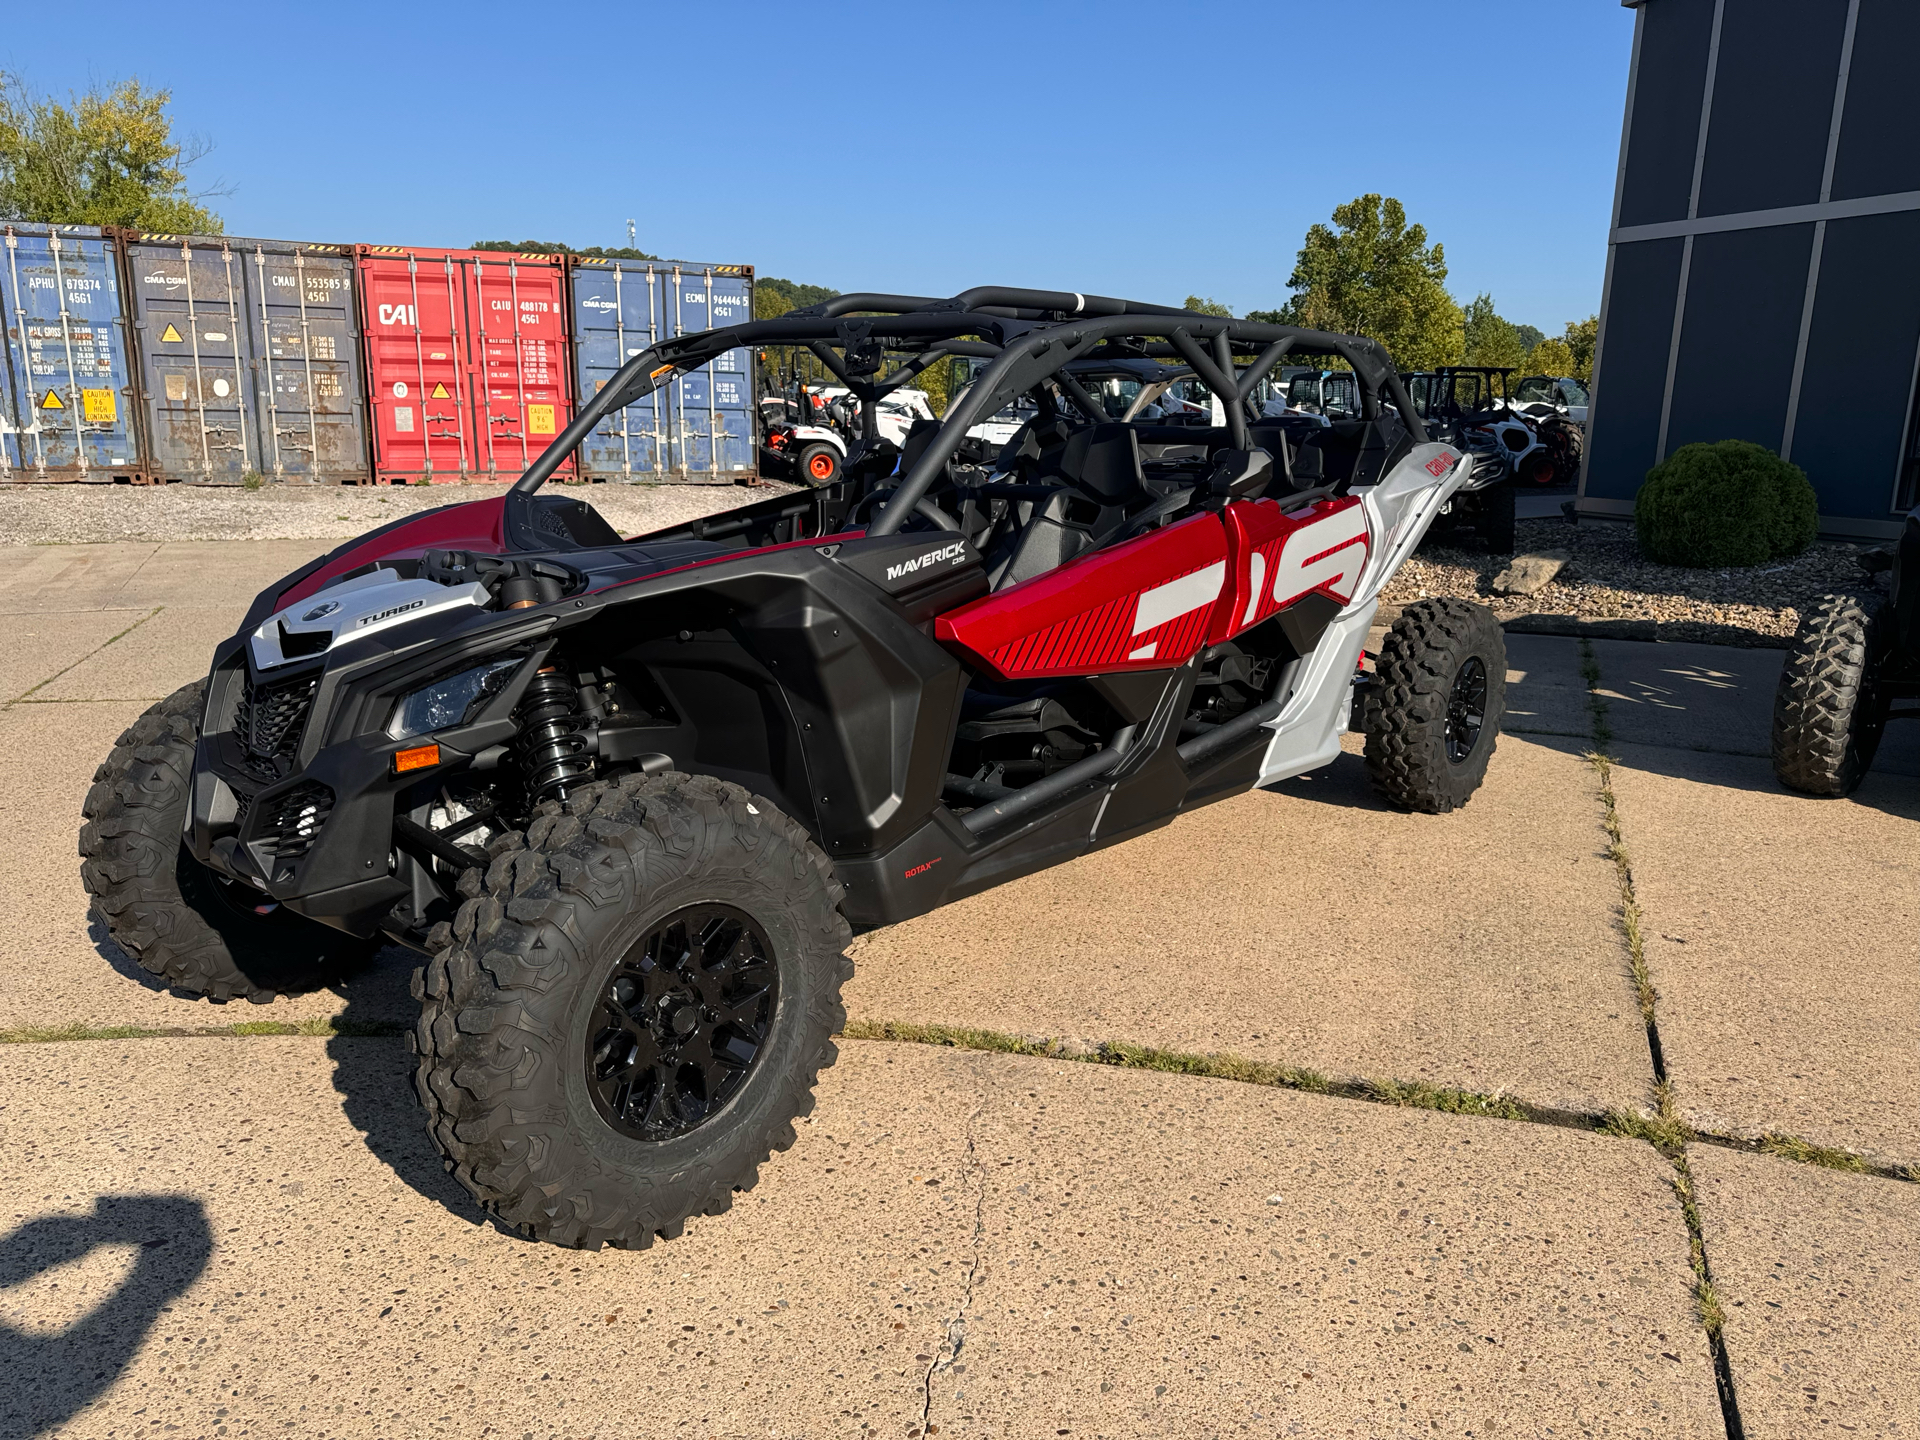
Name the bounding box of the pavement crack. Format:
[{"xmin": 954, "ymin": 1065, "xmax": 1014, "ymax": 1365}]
[
  {"xmin": 920, "ymin": 1066, "xmax": 989, "ymax": 1434},
  {"xmin": 5, "ymin": 606, "xmax": 162, "ymax": 707},
  {"xmin": 1578, "ymin": 636, "xmax": 1747, "ymax": 1440}
]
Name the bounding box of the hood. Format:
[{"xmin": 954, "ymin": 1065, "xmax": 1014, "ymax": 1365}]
[{"xmin": 250, "ymin": 566, "xmax": 491, "ymax": 671}]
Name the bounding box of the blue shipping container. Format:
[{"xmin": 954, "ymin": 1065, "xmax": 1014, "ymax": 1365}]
[
  {"xmin": 0, "ymin": 223, "xmax": 141, "ymax": 481},
  {"xmin": 569, "ymin": 257, "xmax": 672, "ymax": 480},
  {"xmin": 121, "ymin": 233, "xmax": 372, "ymax": 484},
  {"xmin": 569, "ymin": 259, "xmax": 753, "ymax": 481}
]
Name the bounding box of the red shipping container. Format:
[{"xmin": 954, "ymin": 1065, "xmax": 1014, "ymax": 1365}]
[{"xmin": 355, "ymin": 245, "xmax": 573, "ymax": 482}]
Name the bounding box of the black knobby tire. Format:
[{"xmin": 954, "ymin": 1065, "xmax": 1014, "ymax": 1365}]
[
  {"xmin": 410, "ymin": 771, "xmax": 852, "ymax": 1250},
  {"xmin": 1771, "ymin": 593, "xmax": 1887, "ymax": 796},
  {"xmin": 797, "ymin": 443, "xmax": 841, "ymax": 486},
  {"xmin": 79, "ymin": 680, "xmax": 381, "ymax": 1003},
  {"xmin": 1478, "ymin": 483, "xmax": 1517, "ymax": 554},
  {"xmin": 1364, "ymin": 598, "xmax": 1507, "ymax": 814}
]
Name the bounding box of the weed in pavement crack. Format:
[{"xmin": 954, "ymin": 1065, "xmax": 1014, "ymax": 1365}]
[
  {"xmin": 921, "ymin": 1070, "xmax": 989, "ymax": 1433},
  {"xmin": 1579, "ymin": 637, "xmax": 1745, "ymax": 1438}
]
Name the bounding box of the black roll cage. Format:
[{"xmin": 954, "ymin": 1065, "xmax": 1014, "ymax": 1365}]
[{"xmin": 512, "ymin": 287, "xmax": 1425, "ymax": 538}]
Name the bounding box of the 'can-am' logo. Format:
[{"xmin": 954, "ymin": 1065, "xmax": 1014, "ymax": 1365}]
[
  {"xmin": 1425, "ymin": 454, "xmax": 1453, "ymax": 477},
  {"xmin": 302, "ymin": 601, "xmax": 342, "ymax": 621},
  {"xmin": 356, "ymin": 598, "xmax": 426, "ymax": 627},
  {"xmin": 884, "ymin": 541, "xmax": 968, "ymax": 582}
]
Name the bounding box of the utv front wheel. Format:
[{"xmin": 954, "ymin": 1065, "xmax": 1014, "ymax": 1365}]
[
  {"xmin": 411, "ymin": 773, "xmax": 852, "ymax": 1249},
  {"xmin": 79, "ymin": 681, "xmax": 381, "ymax": 1002},
  {"xmin": 1364, "ymin": 598, "xmax": 1507, "ymax": 814},
  {"xmin": 1772, "ymin": 593, "xmax": 1887, "ymax": 796}
]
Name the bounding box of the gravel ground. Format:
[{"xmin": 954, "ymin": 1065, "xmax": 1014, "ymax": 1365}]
[
  {"xmin": 1383, "ymin": 517, "xmax": 1885, "ymax": 646},
  {"xmin": 0, "ymin": 480, "xmax": 793, "ymax": 546}
]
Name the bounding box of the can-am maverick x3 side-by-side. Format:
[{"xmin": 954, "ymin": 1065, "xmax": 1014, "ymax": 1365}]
[{"xmin": 81, "ymin": 288, "xmax": 1507, "ymax": 1249}]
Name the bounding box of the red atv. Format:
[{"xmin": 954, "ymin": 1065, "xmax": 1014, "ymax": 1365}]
[{"xmin": 81, "ymin": 288, "xmax": 1506, "ymax": 1248}]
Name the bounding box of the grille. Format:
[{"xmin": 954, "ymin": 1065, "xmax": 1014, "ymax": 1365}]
[
  {"xmin": 234, "ymin": 674, "xmax": 318, "ymax": 779},
  {"xmin": 256, "ymin": 782, "xmax": 334, "ymax": 861}
]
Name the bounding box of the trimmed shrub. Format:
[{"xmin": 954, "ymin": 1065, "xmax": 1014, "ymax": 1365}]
[{"xmin": 1634, "ymin": 440, "xmax": 1818, "ymax": 567}]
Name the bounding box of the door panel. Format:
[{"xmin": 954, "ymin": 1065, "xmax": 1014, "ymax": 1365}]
[{"xmin": 935, "ymin": 513, "xmax": 1229, "ymax": 678}]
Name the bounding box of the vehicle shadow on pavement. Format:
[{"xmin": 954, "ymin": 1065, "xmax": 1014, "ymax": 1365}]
[
  {"xmin": 1263, "ymin": 750, "xmax": 1397, "ymax": 811},
  {"xmin": 1601, "ymin": 740, "xmax": 1920, "ymax": 823},
  {"xmin": 323, "ymin": 972, "xmax": 520, "ymax": 1241},
  {"xmin": 0, "ymin": 1194, "xmax": 213, "ymax": 1439},
  {"xmin": 85, "ymin": 916, "xmax": 174, "ymax": 999}
]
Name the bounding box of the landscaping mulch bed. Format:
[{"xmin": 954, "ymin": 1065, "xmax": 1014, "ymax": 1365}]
[{"xmin": 1381, "ymin": 517, "xmax": 1886, "ymax": 647}]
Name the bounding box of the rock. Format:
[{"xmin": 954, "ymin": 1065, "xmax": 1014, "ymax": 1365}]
[{"xmin": 1491, "ymin": 549, "xmax": 1572, "ymax": 596}]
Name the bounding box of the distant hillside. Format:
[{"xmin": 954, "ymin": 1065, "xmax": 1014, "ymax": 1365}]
[
  {"xmin": 755, "ymin": 277, "xmax": 839, "ymax": 315},
  {"xmin": 471, "ymin": 239, "xmax": 661, "ymax": 260}
]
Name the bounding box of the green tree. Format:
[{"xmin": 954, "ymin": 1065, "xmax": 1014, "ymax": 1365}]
[
  {"xmin": 1562, "ymin": 315, "xmax": 1598, "ymax": 382},
  {"xmin": 0, "ymin": 72, "xmax": 222, "ymax": 232},
  {"xmin": 1266, "ymin": 194, "xmax": 1463, "ymax": 370},
  {"xmin": 1183, "ymin": 295, "xmax": 1232, "ymax": 316},
  {"xmin": 1524, "ymin": 337, "xmax": 1577, "ymax": 376},
  {"xmin": 1461, "ymin": 293, "xmax": 1528, "ymax": 371},
  {"xmin": 472, "ymin": 239, "xmax": 661, "ymax": 260},
  {"xmin": 1514, "ymin": 322, "xmax": 1545, "ymax": 352},
  {"xmin": 756, "ymin": 276, "xmax": 839, "ymax": 314}
]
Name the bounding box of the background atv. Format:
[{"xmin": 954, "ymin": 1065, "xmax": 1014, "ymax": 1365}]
[
  {"xmin": 1510, "ymin": 373, "xmax": 1588, "ymax": 486},
  {"xmin": 1772, "ymin": 506, "xmax": 1920, "ymax": 794},
  {"xmin": 1401, "ymin": 367, "xmax": 1525, "ymax": 553},
  {"xmin": 81, "ymin": 288, "xmax": 1506, "ymax": 1250}
]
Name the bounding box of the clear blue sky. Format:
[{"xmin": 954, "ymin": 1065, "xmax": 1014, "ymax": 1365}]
[{"xmin": 10, "ymin": 0, "xmax": 1632, "ymax": 333}]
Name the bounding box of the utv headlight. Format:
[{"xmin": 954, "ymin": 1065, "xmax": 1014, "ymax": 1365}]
[{"xmin": 387, "ymin": 659, "xmax": 521, "ymax": 741}]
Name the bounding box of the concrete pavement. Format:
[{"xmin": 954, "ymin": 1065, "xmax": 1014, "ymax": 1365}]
[
  {"xmin": 0, "ymin": 531, "xmax": 1914, "ymax": 1438},
  {"xmin": 0, "ymin": 1037, "xmax": 1728, "ymax": 1439}
]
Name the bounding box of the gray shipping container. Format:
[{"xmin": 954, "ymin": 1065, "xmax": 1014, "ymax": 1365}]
[
  {"xmin": 120, "ymin": 232, "xmax": 372, "ymax": 484},
  {"xmin": 0, "ymin": 222, "xmax": 142, "ymax": 482}
]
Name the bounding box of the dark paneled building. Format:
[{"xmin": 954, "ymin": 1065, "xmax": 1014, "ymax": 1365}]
[{"xmin": 1580, "ymin": 0, "xmax": 1920, "ymax": 538}]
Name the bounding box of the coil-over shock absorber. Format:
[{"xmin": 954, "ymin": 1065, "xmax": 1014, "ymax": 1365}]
[{"xmin": 514, "ymin": 663, "xmax": 595, "ymax": 805}]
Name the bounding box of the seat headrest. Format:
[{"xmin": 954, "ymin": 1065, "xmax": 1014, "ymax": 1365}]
[{"xmin": 1203, "ymin": 449, "xmax": 1273, "ymax": 504}]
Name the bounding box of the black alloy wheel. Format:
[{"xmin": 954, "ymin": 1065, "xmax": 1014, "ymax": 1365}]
[
  {"xmin": 1444, "ymin": 656, "xmax": 1489, "ymax": 764},
  {"xmin": 587, "ymin": 904, "xmax": 778, "ymax": 1141}
]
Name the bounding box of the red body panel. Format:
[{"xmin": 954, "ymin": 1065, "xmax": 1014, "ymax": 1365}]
[
  {"xmin": 276, "ymin": 497, "xmax": 508, "ymax": 609},
  {"xmin": 936, "ymin": 513, "xmax": 1229, "ymax": 678},
  {"xmin": 1208, "ymin": 496, "xmax": 1370, "ymax": 643},
  {"xmin": 356, "ymin": 247, "xmax": 573, "ymax": 484}
]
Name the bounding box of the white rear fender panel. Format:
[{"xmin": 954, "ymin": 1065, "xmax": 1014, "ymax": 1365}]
[
  {"xmin": 1347, "ymin": 442, "xmax": 1470, "ymax": 609},
  {"xmin": 1254, "ymin": 597, "xmax": 1377, "ymax": 787}
]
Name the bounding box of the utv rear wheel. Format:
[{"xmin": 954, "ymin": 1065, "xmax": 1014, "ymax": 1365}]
[
  {"xmin": 410, "ymin": 773, "xmax": 852, "ymax": 1250},
  {"xmin": 1772, "ymin": 593, "xmax": 1887, "ymax": 796},
  {"xmin": 798, "ymin": 443, "xmax": 841, "ymax": 486},
  {"xmin": 79, "ymin": 681, "xmax": 381, "ymax": 1003},
  {"xmin": 1364, "ymin": 598, "xmax": 1507, "ymax": 814}
]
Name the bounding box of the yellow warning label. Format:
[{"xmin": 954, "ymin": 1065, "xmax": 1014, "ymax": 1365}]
[
  {"xmin": 527, "ymin": 403, "xmax": 556, "ymax": 436},
  {"xmin": 159, "ymin": 323, "xmax": 184, "ymax": 343},
  {"xmin": 82, "ymin": 388, "xmax": 117, "ymax": 422},
  {"xmin": 39, "ymin": 389, "xmax": 64, "ymax": 410},
  {"xmin": 430, "ymin": 382, "xmax": 451, "ymax": 399}
]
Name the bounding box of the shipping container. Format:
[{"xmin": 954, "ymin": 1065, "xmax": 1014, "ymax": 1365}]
[
  {"xmin": 0, "ymin": 223, "xmax": 141, "ymax": 482},
  {"xmin": 658, "ymin": 263, "xmax": 755, "ymax": 480},
  {"xmin": 119, "ymin": 232, "xmax": 373, "ymax": 484},
  {"xmin": 568, "ymin": 256, "xmax": 670, "ymax": 479},
  {"xmin": 357, "ymin": 246, "xmax": 572, "ymax": 483},
  {"xmin": 569, "ymin": 259, "xmax": 753, "ymax": 481}
]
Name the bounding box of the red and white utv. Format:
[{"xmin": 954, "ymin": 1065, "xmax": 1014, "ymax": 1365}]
[{"xmin": 82, "ymin": 288, "xmax": 1506, "ymax": 1248}]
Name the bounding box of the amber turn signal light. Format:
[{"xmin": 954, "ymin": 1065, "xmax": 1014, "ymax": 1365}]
[{"xmin": 393, "ymin": 743, "xmax": 440, "ymax": 774}]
